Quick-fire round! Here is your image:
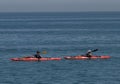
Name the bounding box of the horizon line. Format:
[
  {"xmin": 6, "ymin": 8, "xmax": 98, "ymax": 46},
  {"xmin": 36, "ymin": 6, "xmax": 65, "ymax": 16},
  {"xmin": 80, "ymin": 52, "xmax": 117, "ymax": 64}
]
[{"xmin": 0, "ymin": 11, "xmax": 120, "ymax": 13}]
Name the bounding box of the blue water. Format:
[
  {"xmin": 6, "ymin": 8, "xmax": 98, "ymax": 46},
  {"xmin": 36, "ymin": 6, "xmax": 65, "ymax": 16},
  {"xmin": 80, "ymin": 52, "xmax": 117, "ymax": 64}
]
[{"xmin": 0, "ymin": 12, "xmax": 120, "ymax": 84}]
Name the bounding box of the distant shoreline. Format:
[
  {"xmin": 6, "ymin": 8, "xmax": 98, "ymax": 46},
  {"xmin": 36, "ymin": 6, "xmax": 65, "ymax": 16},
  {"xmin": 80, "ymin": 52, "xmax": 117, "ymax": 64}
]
[{"xmin": 0, "ymin": 11, "xmax": 120, "ymax": 13}]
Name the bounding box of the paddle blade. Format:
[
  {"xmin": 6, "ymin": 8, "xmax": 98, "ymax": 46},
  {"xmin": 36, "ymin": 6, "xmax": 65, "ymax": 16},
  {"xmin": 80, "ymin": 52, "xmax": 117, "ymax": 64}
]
[
  {"xmin": 42, "ymin": 51, "xmax": 47, "ymax": 54},
  {"xmin": 92, "ymin": 49, "xmax": 98, "ymax": 52}
]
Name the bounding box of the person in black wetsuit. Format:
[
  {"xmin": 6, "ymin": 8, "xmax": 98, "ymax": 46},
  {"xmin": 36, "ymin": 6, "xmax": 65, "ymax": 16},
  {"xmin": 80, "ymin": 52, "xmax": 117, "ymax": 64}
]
[
  {"xmin": 86, "ymin": 50, "xmax": 92, "ymax": 58},
  {"xmin": 34, "ymin": 51, "xmax": 42, "ymax": 58}
]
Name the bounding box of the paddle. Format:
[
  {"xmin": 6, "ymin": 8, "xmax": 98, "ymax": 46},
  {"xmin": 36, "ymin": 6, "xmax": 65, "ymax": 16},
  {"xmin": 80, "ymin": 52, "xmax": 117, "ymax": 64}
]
[
  {"xmin": 23, "ymin": 50, "xmax": 47, "ymax": 58},
  {"xmin": 83, "ymin": 49, "xmax": 98, "ymax": 57},
  {"xmin": 41, "ymin": 50, "xmax": 47, "ymax": 54},
  {"xmin": 37, "ymin": 50, "xmax": 47, "ymax": 61},
  {"xmin": 91, "ymin": 49, "xmax": 98, "ymax": 52}
]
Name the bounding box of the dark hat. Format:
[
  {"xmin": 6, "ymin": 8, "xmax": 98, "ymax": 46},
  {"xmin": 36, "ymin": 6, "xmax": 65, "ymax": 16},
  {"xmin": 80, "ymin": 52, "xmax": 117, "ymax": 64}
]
[{"xmin": 36, "ymin": 51, "xmax": 40, "ymax": 53}]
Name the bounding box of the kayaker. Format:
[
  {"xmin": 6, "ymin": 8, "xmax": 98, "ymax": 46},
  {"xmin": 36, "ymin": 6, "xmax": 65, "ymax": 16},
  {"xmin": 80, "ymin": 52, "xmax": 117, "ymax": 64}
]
[
  {"xmin": 34, "ymin": 51, "xmax": 42, "ymax": 58},
  {"xmin": 86, "ymin": 50, "xmax": 92, "ymax": 57}
]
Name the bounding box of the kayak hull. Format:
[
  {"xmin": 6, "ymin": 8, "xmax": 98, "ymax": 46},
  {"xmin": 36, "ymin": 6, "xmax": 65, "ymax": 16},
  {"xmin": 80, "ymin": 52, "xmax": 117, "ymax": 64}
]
[
  {"xmin": 11, "ymin": 57, "xmax": 61, "ymax": 61},
  {"xmin": 64, "ymin": 55, "xmax": 110, "ymax": 60}
]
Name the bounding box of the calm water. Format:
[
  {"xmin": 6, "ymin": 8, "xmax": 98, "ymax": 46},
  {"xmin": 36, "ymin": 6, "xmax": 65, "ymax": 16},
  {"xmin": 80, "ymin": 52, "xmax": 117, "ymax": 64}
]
[{"xmin": 0, "ymin": 12, "xmax": 120, "ymax": 84}]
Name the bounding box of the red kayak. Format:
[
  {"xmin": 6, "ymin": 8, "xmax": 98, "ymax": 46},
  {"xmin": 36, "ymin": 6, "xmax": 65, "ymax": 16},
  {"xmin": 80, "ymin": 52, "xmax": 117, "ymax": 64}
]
[
  {"xmin": 11, "ymin": 57, "xmax": 61, "ymax": 61},
  {"xmin": 64, "ymin": 55, "xmax": 110, "ymax": 60}
]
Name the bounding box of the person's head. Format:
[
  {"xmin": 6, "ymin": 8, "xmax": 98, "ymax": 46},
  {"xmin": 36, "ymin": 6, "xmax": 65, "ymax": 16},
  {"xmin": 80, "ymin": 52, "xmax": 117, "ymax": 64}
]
[{"xmin": 36, "ymin": 51, "xmax": 40, "ymax": 54}]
